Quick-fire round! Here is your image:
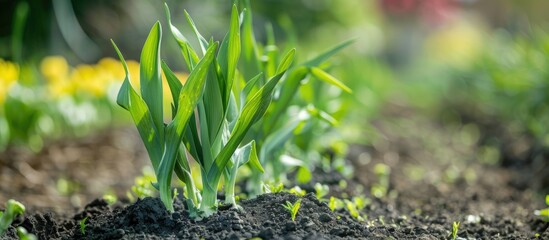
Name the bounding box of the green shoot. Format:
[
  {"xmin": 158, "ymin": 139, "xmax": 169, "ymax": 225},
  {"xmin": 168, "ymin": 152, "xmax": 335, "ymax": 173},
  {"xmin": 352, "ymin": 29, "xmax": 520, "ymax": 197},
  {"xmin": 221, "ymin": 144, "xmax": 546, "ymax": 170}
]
[
  {"xmin": 102, "ymin": 193, "xmax": 117, "ymax": 205},
  {"xmin": 288, "ymin": 186, "xmax": 306, "ymax": 197},
  {"xmin": 345, "ymin": 199, "xmax": 364, "ymax": 221},
  {"xmin": 80, "ymin": 217, "xmax": 88, "ymax": 235},
  {"xmin": 314, "ymin": 183, "xmax": 329, "ymax": 200},
  {"xmin": 263, "ymin": 182, "xmax": 284, "ymax": 193},
  {"xmin": 17, "ymin": 227, "xmax": 37, "ymax": 240},
  {"xmin": 282, "ymin": 199, "xmax": 302, "ymax": 222},
  {"xmin": 0, "ymin": 199, "xmax": 26, "ymax": 235},
  {"xmin": 352, "ymin": 196, "xmax": 371, "ymax": 210},
  {"xmin": 328, "ymin": 196, "xmax": 344, "ymax": 212},
  {"xmin": 534, "ymin": 194, "xmax": 549, "ymax": 222},
  {"xmin": 450, "ymin": 221, "xmax": 460, "ymax": 240}
]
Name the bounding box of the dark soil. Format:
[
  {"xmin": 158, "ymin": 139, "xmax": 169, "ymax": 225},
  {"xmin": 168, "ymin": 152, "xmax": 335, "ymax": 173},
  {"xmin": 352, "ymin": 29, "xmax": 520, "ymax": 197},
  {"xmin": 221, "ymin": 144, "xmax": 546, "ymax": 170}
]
[
  {"xmin": 3, "ymin": 192, "xmax": 369, "ymax": 239},
  {"xmin": 2, "ymin": 106, "xmax": 549, "ymax": 239},
  {"xmin": 0, "ymin": 127, "xmax": 148, "ymax": 213}
]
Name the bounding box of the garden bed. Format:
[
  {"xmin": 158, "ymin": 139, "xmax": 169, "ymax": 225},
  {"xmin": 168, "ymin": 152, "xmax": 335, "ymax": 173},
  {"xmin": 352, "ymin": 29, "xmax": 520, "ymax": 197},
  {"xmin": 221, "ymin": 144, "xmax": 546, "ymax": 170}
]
[{"xmin": 1, "ymin": 111, "xmax": 548, "ymax": 239}]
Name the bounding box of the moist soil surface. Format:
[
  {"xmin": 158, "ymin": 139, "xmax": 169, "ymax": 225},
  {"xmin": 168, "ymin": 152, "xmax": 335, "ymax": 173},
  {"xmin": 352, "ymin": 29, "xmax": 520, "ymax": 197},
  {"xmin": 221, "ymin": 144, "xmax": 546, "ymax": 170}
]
[{"xmin": 1, "ymin": 108, "xmax": 549, "ymax": 239}]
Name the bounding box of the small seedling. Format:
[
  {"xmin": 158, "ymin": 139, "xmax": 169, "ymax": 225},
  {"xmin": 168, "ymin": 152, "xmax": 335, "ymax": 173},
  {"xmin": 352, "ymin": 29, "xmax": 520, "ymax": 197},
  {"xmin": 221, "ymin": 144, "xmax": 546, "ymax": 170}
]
[
  {"xmin": 102, "ymin": 193, "xmax": 117, "ymax": 205},
  {"xmin": 314, "ymin": 183, "xmax": 329, "ymax": 200},
  {"xmin": 0, "ymin": 199, "xmax": 26, "ymax": 235},
  {"xmin": 450, "ymin": 221, "xmax": 460, "ymax": 240},
  {"xmin": 345, "ymin": 199, "xmax": 364, "ymax": 221},
  {"xmin": 17, "ymin": 227, "xmax": 37, "ymax": 240},
  {"xmin": 80, "ymin": 216, "xmax": 88, "ymax": 235},
  {"xmin": 352, "ymin": 195, "xmax": 371, "ymax": 210},
  {"xmin": 328, "ymin": 196, "xmax": 344, "ymax": 212},
  {"xmin": 288, "ymin": 186, "xmax": 306, "ymax": 197},
  {"xmin": 282, "ymin": 199, "xmax": 302, "ymax": 221},
  {"xmin": 534, "ymin": 194, "xmax": 549, "ymax": 222},
  {"xmin": 262, "ymin": 182, "xmax": 284, "ymax": 193}
]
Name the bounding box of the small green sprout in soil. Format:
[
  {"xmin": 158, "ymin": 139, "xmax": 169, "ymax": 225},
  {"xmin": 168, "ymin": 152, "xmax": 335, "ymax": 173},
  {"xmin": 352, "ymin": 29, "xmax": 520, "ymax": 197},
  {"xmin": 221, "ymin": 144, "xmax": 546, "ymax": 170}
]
[
  {"xmin": 314, "ymin": 183, "xmax": 329, "ymax": 200},
  {"xmin": 372, "ymin": 163, "xmax": 391, "ymax": 198},
  {"xmin": 0, "ymin": 199, "xmax": 25, "ymax": 235},
  {"xmin": 450, "ymin": 221, "xmax": 460, "ymax": 240},
  {"xmin": 534, "ymin": 194, "xmax": 549, "ymax": 222},
  {"xmin": 345, "ymin": 199, "xmax": 365, "ymax": 221},
  {"xmin": 80, "ymin": 216, "xmax": 89, "ymax": 235},
  {"xmin": 282, "ymin": 198, "xmax": 302, "ymax": 222},
  {"xmin": 17, "ymin": 227, "xmax": 37, "ymax": 240},
  {"xmin": 263, "ymin": 182, "xmax": 284, "ymax": 193}
]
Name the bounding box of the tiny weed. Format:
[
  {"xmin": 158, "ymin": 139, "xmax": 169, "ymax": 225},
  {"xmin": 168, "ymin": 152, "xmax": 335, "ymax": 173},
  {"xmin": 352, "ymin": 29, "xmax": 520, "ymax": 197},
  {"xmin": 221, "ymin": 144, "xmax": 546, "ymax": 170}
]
[
  {"xmin": 0, "ymin": 199, "xmax": 25, "ymax": 235},
  {"xmin": 314, "ymin": 183, "xmax": 329, "ymax": 200},
  {"xmin": 282, "ymin": 199, "xmax": 302, "ymax": 221},
  {"xmin": 80, "ymin": 217, "xmax": 88, "ymax": 235},
  {"xmin": 450, "ymin": 221, "xmax": 460, "ymax": 240}
]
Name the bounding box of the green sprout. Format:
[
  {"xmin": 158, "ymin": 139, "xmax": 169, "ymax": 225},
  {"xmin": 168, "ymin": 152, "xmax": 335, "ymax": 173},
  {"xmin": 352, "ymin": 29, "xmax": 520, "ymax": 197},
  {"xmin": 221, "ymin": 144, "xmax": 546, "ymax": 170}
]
[
  {"xmin": 80, "ymin": 217, "xmax": 88, "ymax": 235},
  {"xmin": 328, "ymin": 196, "xmax": 344, "ymax": 212},
  {"xmin": 314, "ymin": 183, "xmax": 329, "ymax": 200},
  {"xmin": 16, "ymin": 227, "xmax": 37, "ymax": 240},
  {"xmin": 263, "ymin": 182, "xmax": 284, "ymax": 193},
  {"xmin": 450, "ymin": 221, "xmax": 460, "ymax": 240},
  {"xmin": 345, "ymin": 199, "xmax": 364, "ymax": 221},
  {"xmin": 534, "ymin": 194, "xmax": 549, "ymax": 222},
  {"xmin": 113, "ymin": 3, "xmax": 294, "ymax": 218},
  {"xmin": 0, "ymin": 199, "xmax": 26, "ymax": 235},
  {"xmin": 282, "ymin": 199, "xmax": 302, "ymax": 222}
]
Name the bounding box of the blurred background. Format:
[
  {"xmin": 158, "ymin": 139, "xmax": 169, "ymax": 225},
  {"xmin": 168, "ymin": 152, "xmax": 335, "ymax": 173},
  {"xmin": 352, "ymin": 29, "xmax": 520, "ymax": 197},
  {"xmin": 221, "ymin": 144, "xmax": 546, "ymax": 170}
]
[{"xmin": 0, "ymin": 0, "xmax": 548, "ymax": 212}]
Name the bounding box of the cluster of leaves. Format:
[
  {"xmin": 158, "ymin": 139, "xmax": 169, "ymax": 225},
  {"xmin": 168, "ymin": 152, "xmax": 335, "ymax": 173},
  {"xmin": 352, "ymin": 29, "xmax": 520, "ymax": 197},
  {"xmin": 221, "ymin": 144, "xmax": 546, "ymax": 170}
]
[
  {"xmin": 114, "ymin": 0, "xmax": 350, "ymax": 218},
  {"xmin": 114, "ymin": 2, "xmax": 296, "ymax": 217}
]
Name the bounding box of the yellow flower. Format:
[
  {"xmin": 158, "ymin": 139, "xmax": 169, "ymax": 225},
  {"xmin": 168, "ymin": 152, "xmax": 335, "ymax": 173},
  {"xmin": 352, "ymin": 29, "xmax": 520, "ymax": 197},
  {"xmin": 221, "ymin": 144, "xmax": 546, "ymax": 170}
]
[
  {"xmin": 41, "ymin": 56, "xmax": 69, "ymax": 82},
  {"xmin": 71, "ymin": 64, "xmax": 110, "ymax": 97},
  {"xmin": 0, "ymin": 59, "xmax": 19, "ymax": 104},
  {"xmin": 97, "ymin": 57, "xmax": 125, "ymax": 81}
]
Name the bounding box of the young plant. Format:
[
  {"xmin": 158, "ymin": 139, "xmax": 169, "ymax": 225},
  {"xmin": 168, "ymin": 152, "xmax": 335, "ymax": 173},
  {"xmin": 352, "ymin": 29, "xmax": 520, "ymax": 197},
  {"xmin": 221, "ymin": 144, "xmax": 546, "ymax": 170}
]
[
  {"xmin": 235, "ymin": 0, "xmax": 353, "ymax": 196},
  {"xmin": 314, "ymin": 183, "xmax": 329, "ymax": 200},
  {"xmin": 17, "ymin": 227, "xmax": 37, "ymax": 240},
  {"xmin": 80, "ymin": 217, "xmax": 88, "ymax": 235},
  {"xmin": 344, "ymin": 199, "xmax": 365, "ymax": 221},
  {"xmin": 113, "ymin": 3, "xmax": 294, "ymax": 218},
  {"xmin": 534, "ymin": 194, "xmax": 549, "ymax": 222},
  {"xmin": 282, "ymin": 198, "xmax": 302, "ymax": 222},
  {"xmin": 450, "ymin": 221, "xmax": 460, "ymax": 240},
  {"xmin": 0, "ymin": 199, "xmax": 25, "ymax": 235},
  {"xmin": 328, "ymin": 196, "xmax": 344, "ymax": 212}
]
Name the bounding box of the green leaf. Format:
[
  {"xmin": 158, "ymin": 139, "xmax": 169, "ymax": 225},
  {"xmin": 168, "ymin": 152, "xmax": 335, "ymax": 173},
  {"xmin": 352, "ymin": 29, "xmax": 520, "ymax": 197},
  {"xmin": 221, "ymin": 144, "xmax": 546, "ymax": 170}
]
[
  {"xmin": 158, "ymin": 42, "xmax": 218, "ymax": 212},
  {"xmin": 276, "ymin": 48, "xmax": 296, "ymax": 74},
  {"xmin": 234, "ymin": 141, "xmax": 263, "ymax": 172},
  {"xmin": 164, "ymin": 4, "xmax": 199, "ymax": 70},
  {"xmin": 161, "ymin": 61, "xmax": 183, "ymax": 110},
  {"xmin": 184, "ymin": 10, "xmax": 209, "ymax": 55},
  {"xmin": 310, "ymin": 67, "xmax": 352, "ymax": 93},
  {"xmin": 207, "ymin": 67, "xmax": 291, "ymax": 188},
  {"xmin": 302, "ymin": 39, "xmax": 354, "ymax": 67},
  {"xmin": 128, "ymin": 84, "xmax": 163, "ymax": 170},
  {"xmin": 111, "ymin": 40, "xmax": 131, "ymax": 110},
  {"xmin": 140, "ymin": 22, "xmax": 164, "ymax": 142},
  {"xmin": 112, "ymin": 40, "xmax": 163, "ymax": 171},
  {"xmin": 240, "ymin": 5, "xmax": 261, "ymax": 80},
  {"xmin": 296, "ymin": 167, "xmax": 312, "ymax": 183},
  {"xmin": 225, "ymin": 5, "xmax": 241, "ymax": 105}
]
